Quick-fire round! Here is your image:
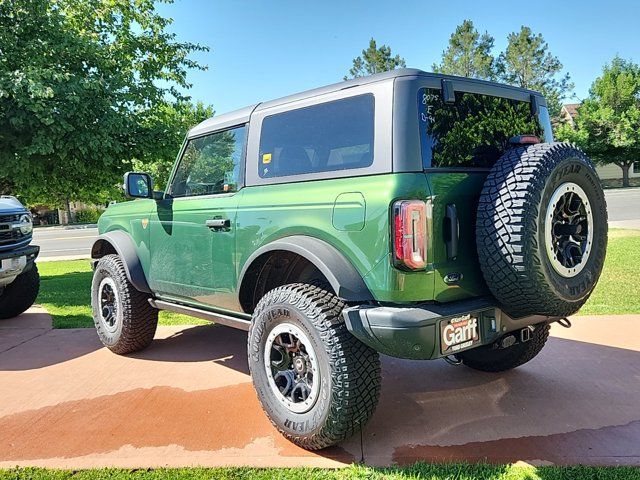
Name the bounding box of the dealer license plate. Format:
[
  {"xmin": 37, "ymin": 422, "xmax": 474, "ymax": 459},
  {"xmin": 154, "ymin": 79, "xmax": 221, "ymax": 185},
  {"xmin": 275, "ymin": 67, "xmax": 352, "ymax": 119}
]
[
  {"xmin": 0, "ymin": 256, "xmax": 26, "ymax": 274},
  {"xmin": 440, "ymin": 314, "xmax": 480, "ymax": 355}
]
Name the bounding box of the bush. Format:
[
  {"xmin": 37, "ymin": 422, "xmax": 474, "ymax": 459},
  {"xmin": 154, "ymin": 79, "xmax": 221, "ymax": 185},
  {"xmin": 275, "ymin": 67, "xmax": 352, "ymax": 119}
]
[{"xmin": 75, "ymin": 207, "xmax": 103, "ymax": 224}]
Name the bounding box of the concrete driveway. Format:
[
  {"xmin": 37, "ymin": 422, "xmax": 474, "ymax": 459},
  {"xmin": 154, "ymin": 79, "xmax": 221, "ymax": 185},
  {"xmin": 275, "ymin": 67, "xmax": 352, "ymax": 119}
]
[{"xmin": 1, "ymin": 309, "xmax": 639, "ymax": 468}]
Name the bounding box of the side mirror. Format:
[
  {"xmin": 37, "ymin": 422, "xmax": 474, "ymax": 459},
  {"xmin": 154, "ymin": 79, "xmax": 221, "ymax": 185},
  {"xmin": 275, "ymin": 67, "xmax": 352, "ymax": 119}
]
[{"xmin": 124, "ymin": 172, "xmax": 153, "ymax": 199}]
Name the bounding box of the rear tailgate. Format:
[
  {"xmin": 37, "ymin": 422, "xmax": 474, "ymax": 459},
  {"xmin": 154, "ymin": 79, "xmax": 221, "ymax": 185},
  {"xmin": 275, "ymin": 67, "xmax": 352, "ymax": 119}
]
[{"xmin": 426, "ymin": 171, "xmax": 490, "ymax": 302}]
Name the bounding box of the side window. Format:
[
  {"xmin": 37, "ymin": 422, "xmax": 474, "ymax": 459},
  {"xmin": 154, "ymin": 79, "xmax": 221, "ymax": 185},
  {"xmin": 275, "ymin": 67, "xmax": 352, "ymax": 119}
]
[
  {"xmin": 418, "ymin": 88, "xmax": 544, "ymax": 169},
  {"xmin": 170, "ymin": 125, "xmax": 246, "ymax": 198},
  {"xmin": 258, "ymin": 94, "xmax": 374, "ymax": 178}
]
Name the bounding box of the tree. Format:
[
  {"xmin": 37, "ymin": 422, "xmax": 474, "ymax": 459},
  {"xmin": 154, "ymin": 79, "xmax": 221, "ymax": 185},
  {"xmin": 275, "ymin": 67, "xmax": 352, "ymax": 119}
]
[
  {"xmin": 345, "ymin": 38, "xmax": 406, "ymax": 80},
  {"xmin": 556, "ymin": 57, "xmax": 640, "ymax": 187},
  {"xmin": 132, "ymin": 101, "xmax": 215, "ymax": 191},
  {"xmin": 432, "ymin": 20, "xmax": 495, "ymax": 80},
  {"xmin": 0, "ymin": 0, "xmax": 207, "ymax": 214},
  {"xmin": 496, "ymin": 26, "xmax": 573, "ymax": 117}
]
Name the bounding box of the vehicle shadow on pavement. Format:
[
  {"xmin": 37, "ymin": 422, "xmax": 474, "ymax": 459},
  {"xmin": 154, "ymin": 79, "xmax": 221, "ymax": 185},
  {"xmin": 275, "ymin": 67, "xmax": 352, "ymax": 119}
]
[
  {"xmin": 0, "ymin": 308, "xmax": 102, "ymax": 371},
  {"xmin": 130, "ymin": 323, "xmax": 250, "ymax": 374}
]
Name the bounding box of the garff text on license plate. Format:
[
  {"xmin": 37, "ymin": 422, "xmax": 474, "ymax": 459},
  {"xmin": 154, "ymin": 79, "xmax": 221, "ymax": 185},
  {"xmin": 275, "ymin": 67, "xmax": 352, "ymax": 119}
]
[{"xmin": 442, "ymin": 314, "xmax": 479, "ymax": 353}]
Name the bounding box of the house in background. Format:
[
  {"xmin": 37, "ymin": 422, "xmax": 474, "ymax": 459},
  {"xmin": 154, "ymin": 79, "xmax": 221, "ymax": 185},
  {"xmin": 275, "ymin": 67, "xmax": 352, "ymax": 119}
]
[{"xmin": 559, "ymin": 104, "xmax": 640, "ymax": 182}]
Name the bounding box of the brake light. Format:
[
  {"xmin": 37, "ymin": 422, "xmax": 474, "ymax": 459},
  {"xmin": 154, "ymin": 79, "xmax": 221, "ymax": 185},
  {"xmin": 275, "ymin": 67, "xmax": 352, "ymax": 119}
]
[
  {"xmin": 509, "ymin": 134, "xmax": 541, "ymax": 145},
  {"xmin": 392, "ymin": 200, "xmax": 427, "ymax": 270}
]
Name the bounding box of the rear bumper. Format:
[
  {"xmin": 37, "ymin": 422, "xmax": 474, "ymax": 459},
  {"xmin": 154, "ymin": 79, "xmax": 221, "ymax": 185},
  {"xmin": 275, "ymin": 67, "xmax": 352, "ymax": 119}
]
[{"xmin": 343, "ymin": 297, "xmax": 558, "ymax": 360}]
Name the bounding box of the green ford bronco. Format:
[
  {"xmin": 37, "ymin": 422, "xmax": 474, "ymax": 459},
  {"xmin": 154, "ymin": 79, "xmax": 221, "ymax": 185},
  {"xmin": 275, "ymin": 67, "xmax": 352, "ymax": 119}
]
[{"xmin": 90, "ymin": 69, "xmax": 607, "ymax": 450}]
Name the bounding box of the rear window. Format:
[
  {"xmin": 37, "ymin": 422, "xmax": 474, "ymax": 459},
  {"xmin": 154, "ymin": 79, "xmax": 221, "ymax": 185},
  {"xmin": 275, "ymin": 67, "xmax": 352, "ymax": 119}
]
[
  {"xmin": 258, "ymin": 94, "xmax": 374, "ymax": 178},
  {"xmin": 418, "ymin": 88, "xmax": 544, "ymax": 169}
]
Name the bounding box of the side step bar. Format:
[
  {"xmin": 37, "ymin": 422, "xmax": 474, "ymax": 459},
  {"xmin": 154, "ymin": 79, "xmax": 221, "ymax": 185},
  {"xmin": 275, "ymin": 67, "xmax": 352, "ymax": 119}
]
[{"xmin": 149, "ymin": 299, "xmax": 251, "ymax": 331}]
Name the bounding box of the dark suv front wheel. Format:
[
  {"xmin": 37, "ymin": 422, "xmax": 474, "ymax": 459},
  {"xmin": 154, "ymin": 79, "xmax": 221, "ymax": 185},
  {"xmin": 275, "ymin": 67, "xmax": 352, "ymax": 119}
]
[
  {"xmin": 0, "ymin": 264, "xmax": 40, "ymax": 320},
  {"xmin": 248, "ymin": 283, "xmax": 381, "ymax": 450}
]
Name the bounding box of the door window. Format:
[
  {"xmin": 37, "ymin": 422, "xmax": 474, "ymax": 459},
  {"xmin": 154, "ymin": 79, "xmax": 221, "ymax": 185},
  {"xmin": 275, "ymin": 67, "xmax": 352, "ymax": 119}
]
[{"xmin": 170, "ymin": 125, "xmax": 246, "ymax": 197}]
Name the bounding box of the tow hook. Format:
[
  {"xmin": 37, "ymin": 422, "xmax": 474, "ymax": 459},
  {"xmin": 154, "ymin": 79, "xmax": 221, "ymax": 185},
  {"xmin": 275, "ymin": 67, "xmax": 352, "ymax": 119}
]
[
  {"xmin": 556, "ymin": 317, "xmax": 572, "ymax": 328},
  {"xmin": 443, "ymin": 355, "xmax": 463, "ymax": 366}
]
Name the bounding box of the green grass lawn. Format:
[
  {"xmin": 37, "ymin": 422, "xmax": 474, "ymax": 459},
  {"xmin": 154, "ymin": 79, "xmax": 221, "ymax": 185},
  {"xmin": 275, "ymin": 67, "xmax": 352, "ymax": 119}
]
[
  {"xmin": 2, "ymin": 464, "xmax": 639, "ymax": 480},
  {"xmin": 37, "ymin": 259, "xmax": 205, "ymax": 328},
  {"xmin": 37, "ymin": 229, "xmax": 640, "ymax": 328},
  {"xmin": 576, "ymin": 229, "xmax": 640, "ymax": 315}
]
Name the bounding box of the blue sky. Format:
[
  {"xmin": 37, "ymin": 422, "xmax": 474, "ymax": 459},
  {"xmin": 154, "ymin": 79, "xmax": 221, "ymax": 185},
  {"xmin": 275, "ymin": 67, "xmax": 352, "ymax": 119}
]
[{"xmin": 158, "ymin": 0, "xmax": 640, "ymax": 115}]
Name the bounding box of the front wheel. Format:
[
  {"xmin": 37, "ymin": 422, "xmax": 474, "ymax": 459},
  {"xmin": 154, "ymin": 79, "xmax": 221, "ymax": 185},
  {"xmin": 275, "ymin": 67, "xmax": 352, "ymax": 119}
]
[
  {"xmin": 91, "ymin": 254, "xmax": 158, "ymax": 354},
  {"xmin": 0, "ymin": 264, "xmax": 40, "ymax": 319},
  {"xmin": 248, "ymin": 284, "xmax": 381, "ymax": 450}
]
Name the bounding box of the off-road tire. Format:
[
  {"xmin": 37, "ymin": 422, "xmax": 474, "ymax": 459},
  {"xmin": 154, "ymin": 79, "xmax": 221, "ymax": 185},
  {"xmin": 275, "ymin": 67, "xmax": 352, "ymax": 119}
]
[
  {"xmin": 477, "ymin": 142, "xmax": 607, "ymax": 318},
  {"xmin": 0, "ymin": 264, "xmax": 40, "ymax": 319},
  {"xmin": 91, "ymin": 254, "xmax": 158, "ymax": 354},
  {"xmin": 457, "ymin": 323, "xmax": 550, "ymax": 372},
  {"xmin": 248, "ymin": 283, "xmax": 381, "ymax": 450}
]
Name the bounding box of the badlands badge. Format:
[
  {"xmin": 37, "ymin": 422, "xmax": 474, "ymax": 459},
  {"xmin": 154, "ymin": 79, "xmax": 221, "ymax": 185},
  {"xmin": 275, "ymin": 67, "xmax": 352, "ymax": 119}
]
[{"xmin": 440, "ymin": 314, "xmax": 480, "ymax": 355}]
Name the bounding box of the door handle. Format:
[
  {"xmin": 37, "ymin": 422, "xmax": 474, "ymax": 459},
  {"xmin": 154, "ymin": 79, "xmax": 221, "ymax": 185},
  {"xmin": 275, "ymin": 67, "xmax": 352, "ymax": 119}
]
[
  {"xmin": 444, "ymin": 204, "xmax": 459, "ymax": 260},
  {"xmin": 206, "ymin": 218, "xmax": 231, "ymax": 230}
]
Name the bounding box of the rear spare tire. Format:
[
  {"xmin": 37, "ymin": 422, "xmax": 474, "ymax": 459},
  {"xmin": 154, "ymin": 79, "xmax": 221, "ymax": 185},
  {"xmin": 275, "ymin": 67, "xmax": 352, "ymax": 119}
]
[{"xmin": 477, "ymin": 142, "xmax": 607, "ymax": 318}]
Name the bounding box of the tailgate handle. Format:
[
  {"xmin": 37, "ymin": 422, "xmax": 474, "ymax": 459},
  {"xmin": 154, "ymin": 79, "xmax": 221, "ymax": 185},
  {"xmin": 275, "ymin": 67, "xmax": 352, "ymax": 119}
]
[
  {"xmin": 444, "ymin": 204, "xmax": 459, "ymax": 260},
  {"xmin": 206, "ymin": 218, "xmax": 230, "ymax": 230}
]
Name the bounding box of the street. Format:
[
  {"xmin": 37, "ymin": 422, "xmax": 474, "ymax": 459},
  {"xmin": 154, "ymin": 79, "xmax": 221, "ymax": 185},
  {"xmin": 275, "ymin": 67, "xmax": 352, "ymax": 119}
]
[
  {"xmin": 31, "ymin": 187, "xmax": 640, "ymax": 261},
  {"xmin": 33, "ymin": 226, "xmax": 97, "ymax": 261},
  {"xmin": 603, "ymin": 187, "xmax": 640, "ymax": 229}
]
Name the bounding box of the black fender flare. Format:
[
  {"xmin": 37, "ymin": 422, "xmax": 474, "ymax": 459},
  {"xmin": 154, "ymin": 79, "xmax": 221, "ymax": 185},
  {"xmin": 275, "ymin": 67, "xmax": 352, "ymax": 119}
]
[
  {"xmin": 238, "ymin": 235, "xmax": 374, "ymax": 303},
  {"xmin": 91, "ymin": 231, "xmax": 151, "ymax": 294}
]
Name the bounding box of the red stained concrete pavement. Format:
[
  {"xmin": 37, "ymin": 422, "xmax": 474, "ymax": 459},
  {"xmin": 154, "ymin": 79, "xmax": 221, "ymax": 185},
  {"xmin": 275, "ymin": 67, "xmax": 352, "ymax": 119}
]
[{"xmin": 0, "ymin": 309, "xmax": 638, "ymax": 468}]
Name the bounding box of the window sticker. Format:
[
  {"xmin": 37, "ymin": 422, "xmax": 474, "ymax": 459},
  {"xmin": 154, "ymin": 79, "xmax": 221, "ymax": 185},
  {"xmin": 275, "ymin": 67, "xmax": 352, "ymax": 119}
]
[{"xmin": 262, "ymin": 153, "xmax": 272, "ymax": 164}]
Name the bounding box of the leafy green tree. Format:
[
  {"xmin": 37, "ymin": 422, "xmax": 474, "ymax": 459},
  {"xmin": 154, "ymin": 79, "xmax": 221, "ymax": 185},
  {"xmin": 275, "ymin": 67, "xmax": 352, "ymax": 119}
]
[
  {"xmin": 132, "ymin": 101, "xmax": 215, "ymax": 191},
  {"xmin": 0, "ymin": 0, "xmax": 207, "ymax": 215},
  {"xmin": 432, "ymin": 20, "xmax": 495, "ymax": 80},
  {"xmin": 345, "ymin": 38, "xmax": 406, "ymax": 80},
  {"xmin": 555, "ymin": 57, "xmax": 640, "ymax": 187},
  {"xmin": 496, "ymin": 26, "xmax": 573, "ymax": 116}
]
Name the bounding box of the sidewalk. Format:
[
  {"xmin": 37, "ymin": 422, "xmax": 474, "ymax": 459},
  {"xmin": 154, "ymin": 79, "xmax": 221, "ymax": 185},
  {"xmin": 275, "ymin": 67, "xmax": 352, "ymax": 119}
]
[{"xmin": 1, "ymin": 309, "xmax": 639, "ymax": 468}]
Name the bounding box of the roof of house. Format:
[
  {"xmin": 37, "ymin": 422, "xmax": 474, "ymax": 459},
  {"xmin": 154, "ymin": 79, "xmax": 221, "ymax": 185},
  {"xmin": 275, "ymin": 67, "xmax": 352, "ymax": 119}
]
[{"xmin": 562, "ymin": 103, "xmax": 580, "ymax": 119}]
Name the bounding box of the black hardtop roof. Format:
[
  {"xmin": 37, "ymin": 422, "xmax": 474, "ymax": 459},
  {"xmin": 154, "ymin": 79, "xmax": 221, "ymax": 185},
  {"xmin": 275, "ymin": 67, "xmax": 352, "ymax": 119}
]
[{"xmin": 189, "ymin": 68, "xmax": 543, "ymax": 138}]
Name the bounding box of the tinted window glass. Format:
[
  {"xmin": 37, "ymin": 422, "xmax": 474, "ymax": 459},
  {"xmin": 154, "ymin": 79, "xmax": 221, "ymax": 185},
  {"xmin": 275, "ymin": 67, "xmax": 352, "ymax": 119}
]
[
  {"xmin": 170, "ymin": 126, "xmax": 246, "ymax": 197},
  {"xmin": 418, "ymin": 88, "xmax": 544, "ymax": 168},
  {"xmin": 259, "ymin": 94, "xmax": 374, "ymax": 178}
]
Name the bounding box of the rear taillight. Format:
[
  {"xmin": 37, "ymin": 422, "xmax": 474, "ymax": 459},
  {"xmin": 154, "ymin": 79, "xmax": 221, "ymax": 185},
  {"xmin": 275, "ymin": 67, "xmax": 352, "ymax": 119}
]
[{"xmin": 392, "ymin": 200, "xmax": 427, "ymax": 270}]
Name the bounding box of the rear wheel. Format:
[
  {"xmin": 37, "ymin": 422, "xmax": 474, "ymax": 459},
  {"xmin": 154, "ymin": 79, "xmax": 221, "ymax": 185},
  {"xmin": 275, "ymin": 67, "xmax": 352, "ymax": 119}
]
[
  {"xmin": 248, "ymin": 283, "xmax": 381, "ymax": 450},
  {"xmin": 457, "ymin": 323, "xmax": 550, "ymax": 372},
  {"xmin": 0, "ymin": 264, "xmax": 40, "ymax": 319},
  {"xmin": 91, "ymin": 254, "xmax": 158, "ymax": 354}
]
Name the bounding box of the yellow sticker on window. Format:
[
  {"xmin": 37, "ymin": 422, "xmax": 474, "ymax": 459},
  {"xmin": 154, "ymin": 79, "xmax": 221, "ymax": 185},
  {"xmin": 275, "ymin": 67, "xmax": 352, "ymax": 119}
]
[{"xmin": 262, "ymin": 153, "xmax": 272, "ymax": 164}]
